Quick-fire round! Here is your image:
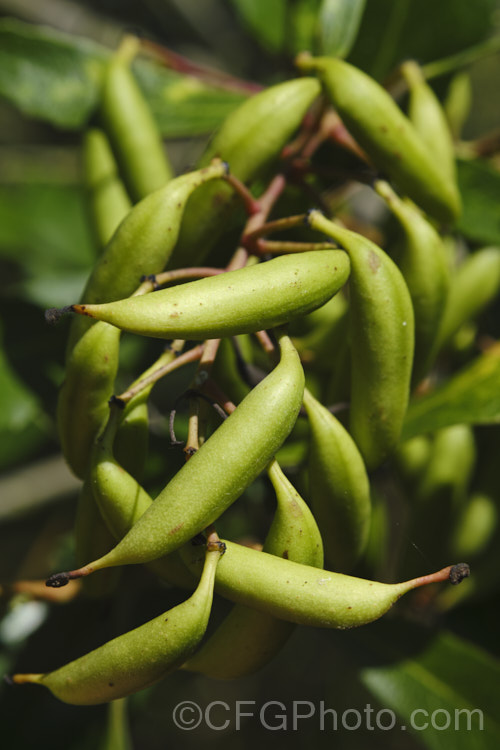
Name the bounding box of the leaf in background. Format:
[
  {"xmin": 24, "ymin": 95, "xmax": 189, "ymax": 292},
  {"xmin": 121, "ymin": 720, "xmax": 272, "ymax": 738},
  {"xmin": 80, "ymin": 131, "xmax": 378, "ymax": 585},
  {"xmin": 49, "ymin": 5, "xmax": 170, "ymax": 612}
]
[
  {"xmin": 457, "ymin": 158, "xmax": 500, "ymax": 246},
  {"xmin": 350, "ymin": 0, "xmax": 497, "ymax": 79},
  {"xmin": 361, "ymin": 630, "xmax": 500, "ymax": 750},
  {"xmin": 287, "ymin": 0, "xmax": 321, "ymax": 55},
  {"xmin": 0, "ymin": 320, "xmax": 48, "ymax": 472},
  {"xmin": 403, "ymin": 344, "xmax": 500, "ymax": 439},
  {"xmin": 0, "ymin": 183, "xmax": 96, "ymax": 308},
  {"xmin": 0, "ymin": 18, "xmax": 248, "ymax": 137},
  {"xmin": 318, "ymin": 0, "xmax": 367, "ymax": 59},
  {"xmin": 132, "ymin": 60, "xmax": 247, "ymax": 138},
  {"xmin": 227, "ymin": 0, "xmax": 287, "ymax": 52},
  {"xmin": 0, "ymin": 18, "xmax": 105, "ymax": 129}
]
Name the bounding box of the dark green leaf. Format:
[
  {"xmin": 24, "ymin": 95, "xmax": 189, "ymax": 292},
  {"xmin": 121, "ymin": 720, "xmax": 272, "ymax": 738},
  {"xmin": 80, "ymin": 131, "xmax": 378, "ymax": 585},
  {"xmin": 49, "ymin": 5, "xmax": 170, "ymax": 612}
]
[
  {"xmin": 0, "ymin": 320, "xmax": 48, "ymax": 471},
  {"xmin": 0, "ymin": 18, "xmax": 247, "ymax": 137},
  {"xmin": 403, "ymin": 344, "xmax": 500, "ymax": 439},
  {"xmin": 318, "ymin": 0, "xmax": 366, "ymax": 58},
  {"xmin": 457, "ymin": 158, "xmax": 500, "ymax": 245},
  {"xmin": 361, "ymin": 630, "xmax": 500, "ymax": 750},
  {"xmin": 350, "ymin": 0, "xmax": 497, "ymax": 79},
  {"xmin": 227, "ymin": 0, "xmax": 287, "ymax": 52}
]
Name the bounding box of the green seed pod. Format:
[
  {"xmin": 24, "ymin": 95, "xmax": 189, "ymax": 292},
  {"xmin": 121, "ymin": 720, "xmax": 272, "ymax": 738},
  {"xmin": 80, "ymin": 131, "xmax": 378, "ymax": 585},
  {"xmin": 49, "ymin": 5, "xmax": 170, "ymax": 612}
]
[
  {"xmin": 303, "ymin": 388, "xmax": 371, "ymax": 572},
  {"xmin": 48, "ymin": 333, "xmax": 305, "ymax": 584},
  {"xmin": 100, "ymin": 36, "xmax": 173, "ymax": 202},
  {"xmin": 402, "ymin": 61, "xmax": 457, "ymax": 185},
  {"xmin": 113, "ymin": 348, "xmax": 176, "ymax": 481},
  {"xmin": 296, "ymin": 54, "xmax": 461, "ymax": 223},
  {"xmin": 444, "ymin": 71, "xmax": 472, "ymax": 141},
  {"xmin": 451, "ymin": 492, "xmax": 498, "ymax": 560},
  {"xmin": 209, "ymin": 336, "xmax": 252, "ymax": 405},
  {"xmin": 82, "ymin": 128, "xmax": 132, "ymax": 250},
  {"xmin": 74, "ymin": 477, "xmax": 121, "ymax": 599},
  {"xmin": 71, "ymin": 250, "xmax": 350, "ymax": 341},
  {"xmin": 437, "ymin": 247, "xmax": 500, "ymax": 349},
  {"xmin": 182, "ymin": 459, "xmax": 323, "ymax": 679},
  {"xmin": 13, "ymin": 544, "xmax": 223, "ymax": 705},
  {"xmin": 67, "ymin": 161, "xmax": 228, "ymax": 351},
  {"xmin": 169, "ymin": 77, "xmax": 321, "ymax": 267},
  {"xmin": 375, "ymin": 180, "xmax": 450, "ymax": 383},
  {"xmin": 91, "ymin": 405, "xmax": 195, "ymax": 591},
  {"xmin": 307, "ymin": 211, "xmax": 414, "ymax": 469},
  {"xmin": 293, "ymin": 291, "xmax": 349, "ymax": 373},
  {"xmin": 395, "ymin": 435, "xmax": 432, "ymax": 483},
  {"xmin": 57, "ymin": 321, "xmax": 121, "ymax": 479},
  {"xmin": 181, "ymin": 539, "xmax": 464, "ymax": 629}
]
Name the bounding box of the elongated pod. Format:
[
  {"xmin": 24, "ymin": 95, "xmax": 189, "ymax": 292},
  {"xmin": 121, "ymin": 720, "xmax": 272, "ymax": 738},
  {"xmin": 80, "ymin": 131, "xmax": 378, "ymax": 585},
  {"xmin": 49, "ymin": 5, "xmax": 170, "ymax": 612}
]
[
  {"xmin": 47, "ymin": 333, "xmax": 305, "ymax": 584},
  {"xmin": 169, "ymin": 77, "xmax": 321, "ymax": 267},
  {"xmin": 182, "ymin": 459, "xmax": 323, "ymax": 679},
  {"xmin": 100, "ymin": 35, "xmax": 173, "ymax": 201},
  {"xmin": 437, "ymin": 247, "xmax": 500, "ymax": 348},
  {"xmin": 14, "ymin": 543, "xmax": 222, "ymax": 705},
  {"xmin": 90, "ymin": 404, "xmax": 195, "ymax": 590},
  {"xmin": 307, "ymin": 211, "xmax": 414, "ymax": 469},
  {"xmin": 82, "ymin": 128, "xmax": 132, "ymax": 250},
  {"xmin": 401, "ymin": 61, "xmax": 457, "ymax": 185},
  {"xmin": 303, "ymin": 388, "xmax": 371, "ymax": 571},
  {"xmin": 181, "ymin": 540, "xmax": 468, "ymax": 629},
  {"xmin": 57, "ymin": 321, "xmax": 121, "ymax": 479},
  {"xmin": 67, "ymin": 161, "xmax": 228, "ymax": 351},
  {"xmin": 296, "ymin": 54, "xmax": 461, "ymax": 223},
  {"xmin": 375, "ymin": 180, "xmax": 450, "ymax": 383},
  {"xmin": 71, "ymin": 250, "xmax": 350, "ymax": 340}
]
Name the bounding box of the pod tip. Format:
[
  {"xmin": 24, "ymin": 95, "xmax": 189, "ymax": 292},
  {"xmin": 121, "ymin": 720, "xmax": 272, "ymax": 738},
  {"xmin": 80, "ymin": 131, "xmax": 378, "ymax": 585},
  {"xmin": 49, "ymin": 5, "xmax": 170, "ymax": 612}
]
[
  {"xmin": 3, "ymin": 674, "xmax": 14, "ymax": 686},
  {"xmin": 45, "ymin": 571, "xmax": 71, "ymax": 588},
  {"xmin": 449, "ymin": 562, "xmax": 470, "ymax": 585}
]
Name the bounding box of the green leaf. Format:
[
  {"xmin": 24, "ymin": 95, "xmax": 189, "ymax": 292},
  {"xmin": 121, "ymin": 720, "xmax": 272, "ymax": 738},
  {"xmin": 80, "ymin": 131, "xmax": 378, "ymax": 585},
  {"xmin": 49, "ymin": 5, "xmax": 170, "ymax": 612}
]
[
  {"xmin": 403, "ymin": 344, "xmax": 500, "ymax": 439},
  {"xmin": 0, "ymin": 183, "xmax": 97, "ymax": 307},
  {"xmin": 318, "ymin": 0, "xmax": 366, "ymax": 58},
  {"xmin": 0, "ymin": 18, "xmax": 105, "ymax": 129},
  {"xmin": 0, "ymin": 321, "xmax": 48, "ymax": 471},
  {"xmin": 457, "ymin": 158, "xmax": 500, "ymax": 246},
  {"xmin": 228, "ymin": 0, "xmax": 287, "ymax": 52},
  {"xmin": 287, "ymin": 0, "xmax": 321, "ymax": 55},
  {"xmin": 0, "ymin": 18, "xmax": 247, "ymax": 137},
  {"xmin": 132, "ymin": 60, "xmax": 247, "ymax": 138},
  {"xmin": 361, "ymin": 630, "xmax": 500, "ymax": 750}
]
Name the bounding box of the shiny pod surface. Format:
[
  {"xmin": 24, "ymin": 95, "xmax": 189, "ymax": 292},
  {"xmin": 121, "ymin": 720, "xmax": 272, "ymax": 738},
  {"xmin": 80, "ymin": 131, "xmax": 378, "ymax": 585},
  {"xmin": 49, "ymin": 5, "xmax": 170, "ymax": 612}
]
[{"xmin": 73, "ymin": 250, "xmax": 350, "ymax": 340}]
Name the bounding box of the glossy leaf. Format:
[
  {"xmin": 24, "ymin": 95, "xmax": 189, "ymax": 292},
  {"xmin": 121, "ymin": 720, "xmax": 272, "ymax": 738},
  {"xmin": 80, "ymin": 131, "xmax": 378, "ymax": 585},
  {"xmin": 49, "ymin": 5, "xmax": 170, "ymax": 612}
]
[{"xmin": 403, "ymin": 344, "xmax": 500, "ymax": 439}]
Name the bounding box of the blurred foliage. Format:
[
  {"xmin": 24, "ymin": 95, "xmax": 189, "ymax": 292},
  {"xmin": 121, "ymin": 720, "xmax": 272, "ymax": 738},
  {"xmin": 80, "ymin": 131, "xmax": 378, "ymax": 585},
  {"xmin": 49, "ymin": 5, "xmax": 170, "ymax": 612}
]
[{"xmin": 0, "ymin": 1, "xmax": 499, "ymax": 749}]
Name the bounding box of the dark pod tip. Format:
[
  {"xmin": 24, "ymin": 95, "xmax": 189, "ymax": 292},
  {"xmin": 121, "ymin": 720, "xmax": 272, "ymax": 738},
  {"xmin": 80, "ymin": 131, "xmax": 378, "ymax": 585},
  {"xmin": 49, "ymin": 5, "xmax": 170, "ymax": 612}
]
[
  {"xmin": 44, "ymin": 306, "xmax": 72, "ymax": 325},
  {"xmin": 46, "ymin": 572, "xmax": 70, "ymax": 588},
  {"xmin": 3, "ymin": 674, "xmax": 14, "ymax": 687},
  {"xmin": 449, "ymin": 563, "xmax": 470, "ymax": 585}
]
